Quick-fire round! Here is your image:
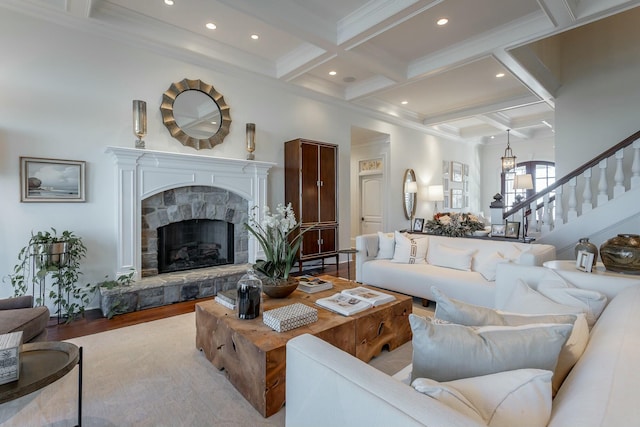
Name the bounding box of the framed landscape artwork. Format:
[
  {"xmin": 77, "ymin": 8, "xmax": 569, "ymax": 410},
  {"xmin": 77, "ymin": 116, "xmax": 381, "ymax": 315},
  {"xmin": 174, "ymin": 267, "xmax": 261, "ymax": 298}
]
[{"xmin": 20, "ymin": 157, "xmax": 86, "ymax": 202}]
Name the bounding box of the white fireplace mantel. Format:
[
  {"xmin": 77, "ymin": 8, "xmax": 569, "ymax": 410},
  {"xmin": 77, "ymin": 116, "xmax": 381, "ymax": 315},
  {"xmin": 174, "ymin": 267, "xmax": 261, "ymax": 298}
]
[{"xmin": 106, "ymin": 146, "xmax": 275, "ymax": 278}]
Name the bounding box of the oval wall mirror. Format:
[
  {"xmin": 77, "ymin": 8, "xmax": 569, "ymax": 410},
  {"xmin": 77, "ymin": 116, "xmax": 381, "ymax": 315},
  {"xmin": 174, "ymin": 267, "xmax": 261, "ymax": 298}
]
[
  {"xmin": 160, "ymin": 78, "xmax": 231, "ymax": 150},
  {"xmin": 403, "ymin": 169, "xmax": 417, "ymax": 220}
]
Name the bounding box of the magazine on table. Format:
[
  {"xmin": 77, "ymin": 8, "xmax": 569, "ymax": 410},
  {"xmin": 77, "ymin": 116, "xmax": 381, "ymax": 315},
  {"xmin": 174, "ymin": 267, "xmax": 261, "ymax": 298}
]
[
  {"xmin": 316, "ymin": 287, "xmax": 395, "ymax": 316},
  {"xmin": 297, "ymin": 275, "xmax": 334, "ymax": 293}
]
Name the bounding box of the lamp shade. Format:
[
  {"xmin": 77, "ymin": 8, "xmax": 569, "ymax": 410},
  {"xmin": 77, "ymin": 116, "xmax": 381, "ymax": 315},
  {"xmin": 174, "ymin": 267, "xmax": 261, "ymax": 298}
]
[
  {"xmin": 513, "ymin": 174, "xmax": 534, "ymax": 190},
  {"xmin": 427, "ymin": 185, "xmax": 444, "ymax": 201},
  {"xmin": 406, "ymin": 181, "xmax": 418, "ymax": 194}
]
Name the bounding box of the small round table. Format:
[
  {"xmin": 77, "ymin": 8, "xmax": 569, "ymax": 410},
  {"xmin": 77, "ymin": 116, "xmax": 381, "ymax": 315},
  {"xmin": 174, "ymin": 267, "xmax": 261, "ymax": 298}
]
[
  {"xmin": 338, "ymin": 248, "xmax": 358, "ymax": 281},
  {"xmin": 0, "ymin": 341, "xmax": 83, "ymax": 426}
]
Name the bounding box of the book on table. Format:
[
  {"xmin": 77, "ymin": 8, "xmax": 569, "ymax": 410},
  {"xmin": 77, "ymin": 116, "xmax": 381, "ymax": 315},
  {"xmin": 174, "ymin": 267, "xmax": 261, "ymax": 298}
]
[
  {"xmin": 214, "ymin": 289, "xmax": 237, "ymax": 310},
  {"xmin": 315, "ymin": 287, "xmax": 396, "ymax": 316},
  {"xmin": 297, "ymin": 275, "xmax": 334, "ymax": 293}
]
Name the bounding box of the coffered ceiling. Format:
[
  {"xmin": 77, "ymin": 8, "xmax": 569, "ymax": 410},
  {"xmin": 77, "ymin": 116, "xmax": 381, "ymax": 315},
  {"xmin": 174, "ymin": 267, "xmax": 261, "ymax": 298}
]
[{"xmin": 5, "ymin": 0, "xmax": 640, "ymax": 144}]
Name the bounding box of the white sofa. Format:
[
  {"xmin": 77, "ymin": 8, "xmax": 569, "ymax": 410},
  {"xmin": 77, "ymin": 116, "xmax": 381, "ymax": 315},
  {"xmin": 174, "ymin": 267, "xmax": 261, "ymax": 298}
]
[
  {"xmin": 286, "ymin": 263, "xmax": 640, "ymax": 427},
  {"xmin": 356, "ymin": 233, "xmax": 556, "ymax": 307}
]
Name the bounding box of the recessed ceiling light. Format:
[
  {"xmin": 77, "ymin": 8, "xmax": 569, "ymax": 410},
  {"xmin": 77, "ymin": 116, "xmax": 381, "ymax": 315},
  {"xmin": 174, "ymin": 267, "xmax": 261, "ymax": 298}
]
[
  {"xmin": 251, "ymin": 34, "xmax": 259, "ymax": 40},
  {"xmin": 329, "ymin": 71, "xmax": 337, "ymax": 76},
  {"xmin": 496, "ymin": 72, "xmax": 505, "ymax": 78},
  {"xmin": 401, "ymin": 100, "xmax": 408, "ymax": 105},
  {"xmin": 164, "ymin": 0, "xmax": 174, "ymax": 5},
  {"xmin": 206, "ymin": 22, "xmax": 217, "ymax": 30},
  {"xmin": 437, "ymin": 18, "xmax": 448, "ymax": 26}
]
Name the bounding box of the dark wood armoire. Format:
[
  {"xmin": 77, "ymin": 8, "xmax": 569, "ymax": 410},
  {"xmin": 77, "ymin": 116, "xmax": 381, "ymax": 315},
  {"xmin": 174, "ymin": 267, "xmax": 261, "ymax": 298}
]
[{"xmin": 284, "ymin": 138, "xmax": 338, "ymax": 271}]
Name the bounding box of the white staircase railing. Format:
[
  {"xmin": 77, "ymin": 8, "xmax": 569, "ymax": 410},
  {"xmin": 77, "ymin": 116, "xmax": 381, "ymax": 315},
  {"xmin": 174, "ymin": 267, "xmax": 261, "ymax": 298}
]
[{"xmin": 504, "ymin": 130, "xmax": 640, "ymax": 239}]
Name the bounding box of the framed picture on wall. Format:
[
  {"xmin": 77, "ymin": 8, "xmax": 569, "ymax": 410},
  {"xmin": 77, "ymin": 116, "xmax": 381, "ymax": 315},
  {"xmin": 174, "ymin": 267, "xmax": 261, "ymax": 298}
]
[
  {"xmin": 451, "ymin": 189, "xmax": 463, "ymax": 209},
  {"xmin": 443, "ymin": 194, "xmax": 449, "ymax": 209},
  {"xmin": 451, "ymin": 161, "xmax": 463, "ymax": 182},
  {"xmin": 20, "ymin": 157, "xmax": 86, "ymax": 202}
]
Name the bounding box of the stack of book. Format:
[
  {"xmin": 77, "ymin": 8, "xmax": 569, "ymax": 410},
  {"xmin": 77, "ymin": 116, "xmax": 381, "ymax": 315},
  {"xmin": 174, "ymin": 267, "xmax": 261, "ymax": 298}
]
[
  {"xmin": 214, "ymin": 289, "xmax": 237, "ymax": 310},
  {"xmin": 297, "ymin": 275, "xmax": 333, "ymax": 293}
]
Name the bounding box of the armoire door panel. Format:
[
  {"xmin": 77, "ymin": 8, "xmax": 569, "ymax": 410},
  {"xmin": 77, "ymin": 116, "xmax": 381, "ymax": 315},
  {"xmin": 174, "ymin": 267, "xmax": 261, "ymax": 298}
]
[
  {"xmin": 301, "ymin": 143, "xmax": 320, "ymax": 223},
  {"xmin": 319, "ymin": 145, "xmax": 337, "ymax": 223}
]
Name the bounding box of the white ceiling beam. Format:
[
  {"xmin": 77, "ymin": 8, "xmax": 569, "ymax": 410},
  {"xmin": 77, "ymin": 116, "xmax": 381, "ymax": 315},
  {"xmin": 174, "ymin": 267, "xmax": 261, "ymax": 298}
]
[
  {"xmin": 478, "ymin": 112, "xmax": 529, "ymax": 139},
  {"xmin": 345, "ymin": 75, "xmax": 397, "ymax": 101},
  {"xmin": 277, "ymin": 45, "xmax": 330, "ymax": 81},
  {"xmin": 537, "ymin": 0, "xmax": 576, "ymax": 27}
]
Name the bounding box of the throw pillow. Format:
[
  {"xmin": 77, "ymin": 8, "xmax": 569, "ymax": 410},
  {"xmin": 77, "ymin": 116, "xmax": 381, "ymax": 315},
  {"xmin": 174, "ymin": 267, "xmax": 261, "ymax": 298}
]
[
  {"xmin": 537, "ymin": 279, "xmax": 607, "ymax": 327},
  {"xmin": 391, "ymin": 231, "xmax": 427, "ymax": 264},
  {"xmin": 375, "ymin": 231, "xmax": 395, "ymax": 259},
  {"xmin": 500, "ymin": 279, "xmax": 581, "ymax": 316},
  {"xmin": 426, "ymin": 243, "xmax": 475, "ymax": 271},
  {"xmin": 409, "ymin": 314, "xmax": 572, "ymax": 383},
  {"xmin": 431, "ymin": 286, "xmax": 589, "ymax": 395},
  {"xmin": 412, "ymin": 369, "xmax": 553, "ymax": 427},
  {"xmin": 472, "ymin": 251, "xmax": 508, "ymax": 281}
]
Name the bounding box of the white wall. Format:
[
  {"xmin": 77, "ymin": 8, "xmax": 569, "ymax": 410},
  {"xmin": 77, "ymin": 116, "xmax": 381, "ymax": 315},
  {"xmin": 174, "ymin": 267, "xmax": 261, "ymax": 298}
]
[
  {"xmin": 0, "ymin": 10, "xmax": 480, "ymax": 305},
  {"xmin": 554, "ymin": 11, "xmax": 640, "ymax": 177}
]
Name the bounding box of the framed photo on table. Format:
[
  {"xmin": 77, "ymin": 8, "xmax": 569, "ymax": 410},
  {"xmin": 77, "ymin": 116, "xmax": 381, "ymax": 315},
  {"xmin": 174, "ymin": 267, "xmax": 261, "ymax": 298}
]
[
  {"xmin": 576, "ymin": 250, "xmax": 595, "ymax": 272},
  {"xmin": 413, "ymin": 217, "xmax": 425, "ymax": 232},
  {"xmin": 20, "ymin": 157, "xmax": 86, "ymax": 202},
  {"xmin": 491, "ymin": 224, "xmax": 506, "ymax": 237},
  {"xmin": 505, "ymin": 221, "xmax": 521, "ymax": 239}
]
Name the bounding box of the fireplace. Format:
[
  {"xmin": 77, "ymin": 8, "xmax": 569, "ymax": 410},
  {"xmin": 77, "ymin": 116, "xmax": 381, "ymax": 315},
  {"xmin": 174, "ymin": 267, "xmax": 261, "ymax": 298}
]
[
  {"xmin": 158, "ymin": 219, "xmax": 234, "ymax": 273},
  {"xmin": 106, "ymin": 147, "xmax": 275, "ymax": 280}
]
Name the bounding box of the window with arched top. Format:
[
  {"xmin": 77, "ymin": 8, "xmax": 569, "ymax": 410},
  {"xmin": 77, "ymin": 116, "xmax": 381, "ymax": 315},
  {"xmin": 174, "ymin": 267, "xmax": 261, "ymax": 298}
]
[{"xmin": 501, "ymin": 161, "xmax": 555, "ymax": 210}]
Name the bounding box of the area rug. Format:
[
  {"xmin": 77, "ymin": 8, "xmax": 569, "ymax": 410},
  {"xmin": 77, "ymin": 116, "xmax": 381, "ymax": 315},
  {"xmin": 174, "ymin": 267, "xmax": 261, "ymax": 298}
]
[
  {"xmin": 0, "ymin": 313, "xmax": 285, "ymax": 427},
  {"xmin": 0, "ymin": 300, "xmax": 431, "ymax": 427}
]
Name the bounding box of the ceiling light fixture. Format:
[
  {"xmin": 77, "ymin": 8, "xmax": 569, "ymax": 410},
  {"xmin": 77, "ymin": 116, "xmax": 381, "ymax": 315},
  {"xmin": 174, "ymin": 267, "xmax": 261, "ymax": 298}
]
[
  {"xmin": 329, "ymin": 71, "xmax": 337, "ymax": 76},
  {"xmin": 164, "ymin": 0, "xmax": 174, "ymax": 5},
  {"xmin": 206, "ymin": 23, "xmax": 216, "ymax": 30},
  {"xmin": 251, "ymin": 34, "xmax": 259, "ymax": 40},
  {"xmin": 437, "ymin": 18, "xmax": 449, "ymax": 26},
  {"xmin": 496, "ymin": 72, "xmax": 505, "ymax": 78},
  {"xmin": 501, "ymin": 129, "xmax": 516, "ymax": 173},
  {"xmin": 401, "ymin": 100, "xmax": 408, "ymax": 105}
]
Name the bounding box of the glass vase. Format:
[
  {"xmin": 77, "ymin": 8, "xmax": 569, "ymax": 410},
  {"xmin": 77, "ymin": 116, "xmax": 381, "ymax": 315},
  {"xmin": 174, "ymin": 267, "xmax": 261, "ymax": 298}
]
[{"xmin": 236, "ymin": 269, "xmax": 262, "ymax": 320}]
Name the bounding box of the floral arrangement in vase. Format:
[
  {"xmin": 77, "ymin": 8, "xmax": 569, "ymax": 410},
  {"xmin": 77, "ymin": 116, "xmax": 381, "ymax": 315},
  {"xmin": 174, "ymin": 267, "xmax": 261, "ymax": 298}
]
[
  {"xmin": 424, "ymin": 212, "xmax": 485, "ymax": 237},
  {"xmin": 245, "ymin": 203, "xmax": 311, "ymax": 285}
]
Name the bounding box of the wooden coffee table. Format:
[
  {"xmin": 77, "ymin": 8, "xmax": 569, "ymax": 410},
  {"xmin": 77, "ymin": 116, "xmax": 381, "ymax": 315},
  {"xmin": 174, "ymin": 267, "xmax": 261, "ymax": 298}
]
[{"xmin": 195, "ymin": 276, "xmax": 412, "ymax": 417}]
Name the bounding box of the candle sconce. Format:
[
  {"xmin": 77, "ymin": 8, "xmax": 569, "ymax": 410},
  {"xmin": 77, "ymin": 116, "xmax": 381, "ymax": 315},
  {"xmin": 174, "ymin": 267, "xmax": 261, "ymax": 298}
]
[
  {"xmin": 133, "ymin": 100, "xmax": 147, "ymax": 149},
  {"xmin": 246, "ymin": 123, "xmax": 255, "ymax": 160}
]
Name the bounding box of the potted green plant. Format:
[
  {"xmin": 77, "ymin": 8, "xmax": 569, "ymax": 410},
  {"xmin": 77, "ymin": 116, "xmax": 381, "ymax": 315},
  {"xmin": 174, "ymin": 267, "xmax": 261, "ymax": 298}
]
[
  {"xmin": 244, "ymin": 203, "xmax": 312, "ymax": 298},
  {"xmin": 7, "ymin": 228, "xmax": 92, "ymax": 322}
]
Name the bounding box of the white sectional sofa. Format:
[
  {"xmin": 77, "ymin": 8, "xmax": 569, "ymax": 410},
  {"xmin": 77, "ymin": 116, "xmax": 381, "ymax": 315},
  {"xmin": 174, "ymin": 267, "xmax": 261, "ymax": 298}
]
[
  {"xmin": 355, "ymin": 232, "xmax": 556, "ymax": 307},
  {"xmin": 286, "ymin": 263, "xmax": 640, "ymax": 427}
]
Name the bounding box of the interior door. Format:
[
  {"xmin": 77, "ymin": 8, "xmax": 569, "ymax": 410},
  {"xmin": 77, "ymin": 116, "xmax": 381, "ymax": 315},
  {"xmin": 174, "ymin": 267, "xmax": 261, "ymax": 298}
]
[{"xmin": 360, "ymin": 174, "xmax": 383, "ymax": 235}]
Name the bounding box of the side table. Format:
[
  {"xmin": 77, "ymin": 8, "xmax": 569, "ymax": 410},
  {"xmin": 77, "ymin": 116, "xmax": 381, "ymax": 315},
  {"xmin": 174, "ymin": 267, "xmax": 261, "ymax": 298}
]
[
  {"xmin": 338, "ymin": 248, "xmax": 357, "ymax": 280},
  {"xmin": 0, "ymin": 341, "xmax": 82, "ymax": 427}
]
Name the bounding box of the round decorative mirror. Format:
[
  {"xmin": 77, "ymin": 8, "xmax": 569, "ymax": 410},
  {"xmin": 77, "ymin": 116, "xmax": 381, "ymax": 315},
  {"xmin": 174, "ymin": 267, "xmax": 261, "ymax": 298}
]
[
  {"xmin": 403, "ymin": 169, "xmax": 417, "ymax": 220},
  {"xmin": 160, "ymin": 78, "xmax": 231, "ymax": 150}
]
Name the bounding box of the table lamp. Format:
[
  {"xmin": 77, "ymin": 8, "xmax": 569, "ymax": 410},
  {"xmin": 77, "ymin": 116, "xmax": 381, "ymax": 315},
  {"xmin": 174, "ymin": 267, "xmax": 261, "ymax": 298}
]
[
  {"xmin": 513, "ymin": 174, "xmax": 533, "ymax": 240},
  {"xmin": 427, "ymin": 185, "xmax": 444, "ymax": 212}
]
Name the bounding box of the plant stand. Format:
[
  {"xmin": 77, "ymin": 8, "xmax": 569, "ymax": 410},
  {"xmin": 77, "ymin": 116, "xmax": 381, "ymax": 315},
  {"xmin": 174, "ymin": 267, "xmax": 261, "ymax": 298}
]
[{"xmin": 30, "ymin": 244, "xmax": 70, "ymax": 324}]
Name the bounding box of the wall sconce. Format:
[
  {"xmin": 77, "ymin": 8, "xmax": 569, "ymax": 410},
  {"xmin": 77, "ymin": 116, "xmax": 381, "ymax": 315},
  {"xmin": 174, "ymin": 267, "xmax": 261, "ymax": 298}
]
[
  {"xmin": 427, "ymin": 184, "xmax": 444, "ymax": 212},
  {"xmin": 501, "ymin": 129, "xmax": 516, "ymax": 173},
  {"xmin": 246, "ymin": 123, "xmax": 255, "ymax": 160},
  {"xmin": 133, "ymin": 100, "xmax": 147, "ymax": 149}
]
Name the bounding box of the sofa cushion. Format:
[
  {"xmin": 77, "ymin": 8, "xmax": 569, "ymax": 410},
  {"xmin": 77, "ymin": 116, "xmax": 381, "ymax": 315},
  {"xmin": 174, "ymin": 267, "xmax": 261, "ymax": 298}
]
[
  {"xmin": 0, "ymin": 306, "xmax": 50, "ymax": 342},
  {"xmin": 391, "ymin": 231, "xmax": 427, "ymax": 264},
  {"xmin": 472, "ymin": 252, "xmax": 508, "ymax": 281},
  {"xmin": 376, "ymin": 231, "xmax": 395, "ymax": 259},
  {"xmin": 409, "ymin": 314, "xmax": 572, "ymax": 383},
  {"xmin": 537, "ymin": 279, "xmax": 607, "ymax": 327},
  {"xmin": 427, "ymin": 243, "xmax": 475, "ymax": 271},
  {"xmin": 498, "ymin": 279, "xmax": 582, "ymax": 316},
  {"xmin": 432, "ymin": 286, "xmax": 589, "ymax": 395},
  {"xmin": 412, "ymin": 369, "xmax": 553, "ymax": 427}
]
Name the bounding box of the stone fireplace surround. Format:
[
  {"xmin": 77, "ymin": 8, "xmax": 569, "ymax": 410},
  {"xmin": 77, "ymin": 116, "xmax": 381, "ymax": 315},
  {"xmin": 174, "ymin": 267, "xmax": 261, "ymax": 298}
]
[{"xmin": 103, "ymin": 147, "xmax": 275, "ymax": 316}]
